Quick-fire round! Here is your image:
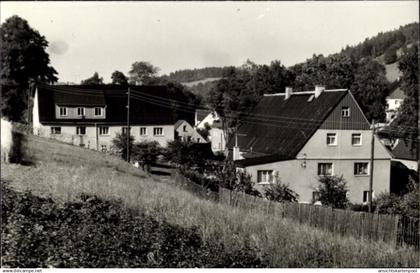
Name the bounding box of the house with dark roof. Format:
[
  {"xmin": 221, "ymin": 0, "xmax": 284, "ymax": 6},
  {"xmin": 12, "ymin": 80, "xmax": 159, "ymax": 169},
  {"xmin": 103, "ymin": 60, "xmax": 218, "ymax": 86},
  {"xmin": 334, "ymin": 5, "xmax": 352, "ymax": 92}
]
[
  {"xmin": 229, "ymin": 86, "xmax": 392, "ymax": 204},
  {"xmin": 32, "ymin": 84, "xmax": 177, "ymax": 152},
  {"xmin": 194, "ymin": 109, "xmax": 220, "ymax": 129}
]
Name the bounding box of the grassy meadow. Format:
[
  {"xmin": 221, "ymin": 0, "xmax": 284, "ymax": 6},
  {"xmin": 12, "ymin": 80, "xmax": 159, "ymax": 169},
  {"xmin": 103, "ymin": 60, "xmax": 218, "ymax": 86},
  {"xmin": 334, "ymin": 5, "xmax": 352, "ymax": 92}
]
[{"xmin": 1, "ymin": 134, "xmax": 419, "ymax": 267}]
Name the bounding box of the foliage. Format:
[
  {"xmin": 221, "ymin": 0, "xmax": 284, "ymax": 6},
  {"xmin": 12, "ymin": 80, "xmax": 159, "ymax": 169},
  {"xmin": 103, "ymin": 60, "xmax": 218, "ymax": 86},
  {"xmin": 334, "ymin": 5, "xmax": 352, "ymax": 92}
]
[
  {"xmin": 128, "ymin": 61, "xmax": 159, "ymax": 85},
  {"xmin": 165, "ymin": 67, "xmax": 228, "ymax": 83},
  {"xmin": 215, "ymin": 160, "xmax": 260, "ymax": 196},
  {"xmin": 291, "ymin": 54, "xmax": 356, "ymax": 91},
  {"xmin": 393, "ymin": 44, "xmax": 419, "ymax": 141},
  {"xmin": 132, "ymin": 141, "xmax": 161, "ymax": 166},
  {"xmin": 316, "ymin": 175, "xmax": 349, "ymax": 209},
  {"xmin": 111, "ymin": 132, "xmax": 134, "ymax": 161},
  {"xmin": 350, "ymin": 58, "xmax": 389, "ymax": 122},
  {"xmin": 0, "ymin": 15, "xmax": 57, "ymax": 122},
  {"xmin": 1, "ymin": 182, "xmax": 266, "ymax": 268},
  {"xmin": 81, "ymin": 72, "xmax": 103, "ymax": 85},
  {"xmin": 111, "ymin": 70, "xmax": 128, "ymax": 85},
  {"xmin": 383, "ymin": 44, "xmax": 398, "ymax": 64},
  {"xmin": 340, "ymin": 22, "xmax": 417, "ymax": 60},
  {"xmin": 164, "ymin": 140, "xmax": 208, "ymax": 168},
  {"xmin": 375, "ymin": 181, "xmax": 419, "ymax": 218},
  {"xmin": 196, "ymin": 122, "xmax": 211, "ymax": 140},
  {"xmin": 264, "ymin": 175, "xmax": 299, "ymax": 203}
]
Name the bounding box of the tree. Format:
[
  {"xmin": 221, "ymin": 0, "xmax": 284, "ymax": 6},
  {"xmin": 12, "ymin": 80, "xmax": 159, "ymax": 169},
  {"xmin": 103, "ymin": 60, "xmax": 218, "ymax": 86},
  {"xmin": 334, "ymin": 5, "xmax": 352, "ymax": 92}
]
[
  {"xmin": 81, "ymin": 72, "xmax": 103, "ymax": 85},
  {"xmin": 1, "ymin": 15, "xmax": 57, "ymax": 122},
  {"xmin": 350, "ymin": 58, "xmax": 389, "ymax": 122},
  {"xmin": 316, "ymin": 175, "xmax": 349, "ymax": 209},
  {"xmin": 264, "ymin": 175, "xmax": 299, "ymax": 203},
  {"xmin": 111, "ymin": 70, "xmax": 128, "ymax": 85},
  {"xmin": 128, "ymin": 61, "xmax": 159, "ymax": 85},
  {"xmin": 132, "ymin": 141, "xmax": 161, "ymax": 172},
  {"xmin": 393, "ymin": 45, "xmax": 418, "ymax": 141},
  {"xmin": 111, "ymin": 132, "xmax": 134, "ymax": 161}
]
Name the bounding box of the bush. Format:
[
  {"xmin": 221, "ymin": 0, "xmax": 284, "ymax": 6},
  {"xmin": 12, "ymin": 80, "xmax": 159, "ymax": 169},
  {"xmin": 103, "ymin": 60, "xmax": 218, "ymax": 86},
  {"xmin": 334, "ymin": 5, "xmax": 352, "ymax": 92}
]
[
  {"xmin": 1, "ymin": 182, "xmax": 266, "ymax": 268},
  {"xmin": 316, "ymin": 175, "xmax": 349, "ymax": 209},
  {"xmin": 264, "ymin": 176, "xmax": 298, "ymax": 203},
  {"xmin": 132, "ymin": 141, "xmax": 161, "ymax": 170},
  {"xmin": 111, "ymin": 132, "xmax": 134, "ymax": 161}
]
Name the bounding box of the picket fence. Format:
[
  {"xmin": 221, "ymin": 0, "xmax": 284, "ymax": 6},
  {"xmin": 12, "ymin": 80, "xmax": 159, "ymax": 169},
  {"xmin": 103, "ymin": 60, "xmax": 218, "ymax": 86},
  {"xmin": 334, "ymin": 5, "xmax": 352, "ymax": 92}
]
[{"xmin": 173, "ymin": 171, "xmax": 419, "ymax": 248}]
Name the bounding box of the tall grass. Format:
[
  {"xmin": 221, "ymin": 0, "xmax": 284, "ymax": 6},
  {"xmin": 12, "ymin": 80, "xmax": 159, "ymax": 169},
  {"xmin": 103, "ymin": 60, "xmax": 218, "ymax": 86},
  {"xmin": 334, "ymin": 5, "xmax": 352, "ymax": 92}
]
[{"xmin": 1, "ymin": 135, "xmax": 418, "ymax": 267}]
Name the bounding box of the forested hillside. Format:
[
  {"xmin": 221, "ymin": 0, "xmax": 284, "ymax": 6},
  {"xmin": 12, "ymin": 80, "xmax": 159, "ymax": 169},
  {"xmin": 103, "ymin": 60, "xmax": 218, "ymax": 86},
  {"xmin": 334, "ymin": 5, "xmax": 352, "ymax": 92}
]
[{"xmin": 164, "ymin": 67, "xmax": 229, "ymax": 83}]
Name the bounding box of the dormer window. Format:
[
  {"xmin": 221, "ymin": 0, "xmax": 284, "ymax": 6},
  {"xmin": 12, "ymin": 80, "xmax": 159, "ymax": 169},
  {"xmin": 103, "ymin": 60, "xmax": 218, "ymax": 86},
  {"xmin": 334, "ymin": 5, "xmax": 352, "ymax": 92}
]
[
  {"xmin": 94, "ymin": 107, "xmax": 104, "ymax": 117},
  {"xmin": 59, "ymin": 107, "xmax": 67, "ymax": 117},
  {"xmin": 341, "ymin": 107, "xmax": 350, "ymax": 117},
  {"xmin": 77, "ymin": 107, "xmax": 85, "ymax": 117}
]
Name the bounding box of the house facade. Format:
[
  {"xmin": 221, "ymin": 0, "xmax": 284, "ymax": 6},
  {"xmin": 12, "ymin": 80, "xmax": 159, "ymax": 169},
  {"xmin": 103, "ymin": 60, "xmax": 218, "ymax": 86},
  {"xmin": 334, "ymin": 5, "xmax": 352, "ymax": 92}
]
[
  {"xmin": 32, "ymin": 84, "xmax": 176, "ymax": 152},
  {"xmin": 231, "ymin": 86, "xmax": 392, "ymax": 204},
  {"xmin": 174, "ymin": 120, "xmax": 206, "ymax": 143},
  {"xmin": 209, "ymin": 120, "xmax": 226, "ymax": 153}
]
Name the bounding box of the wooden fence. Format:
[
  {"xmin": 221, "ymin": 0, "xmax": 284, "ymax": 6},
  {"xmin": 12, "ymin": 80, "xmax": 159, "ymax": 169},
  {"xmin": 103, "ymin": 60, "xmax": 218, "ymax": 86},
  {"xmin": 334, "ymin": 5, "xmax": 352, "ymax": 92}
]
[{"xmin": 173, "ymin": 171, "xmax": 419, "ymax": 249}]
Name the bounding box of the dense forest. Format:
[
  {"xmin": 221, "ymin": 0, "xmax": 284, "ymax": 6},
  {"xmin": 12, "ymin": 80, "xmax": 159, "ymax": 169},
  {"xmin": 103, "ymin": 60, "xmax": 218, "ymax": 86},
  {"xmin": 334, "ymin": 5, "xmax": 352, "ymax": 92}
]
[{"xmin": 164, "ymin": 67, "xmax": 229, "ymax": 83}]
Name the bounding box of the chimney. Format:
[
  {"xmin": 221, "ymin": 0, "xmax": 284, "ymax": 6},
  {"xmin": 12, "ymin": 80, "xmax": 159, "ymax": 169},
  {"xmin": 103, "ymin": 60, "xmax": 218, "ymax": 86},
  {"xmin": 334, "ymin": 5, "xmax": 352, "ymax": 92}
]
[
  {"xmin": 285, "ymin": 87, "xmax": 293, "ymax": 100},
  {"xmin": 314, "ymin": 85, "xmax": 325, "ymax": 98}
]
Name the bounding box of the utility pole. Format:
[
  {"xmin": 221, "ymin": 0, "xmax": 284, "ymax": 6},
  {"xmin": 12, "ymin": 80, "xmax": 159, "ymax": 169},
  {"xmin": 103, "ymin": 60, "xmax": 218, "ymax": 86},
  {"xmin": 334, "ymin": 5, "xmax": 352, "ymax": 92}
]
[
  {"xmin": 369, "ymin": 119, "xmax": 375, "ymax": 213},
  {"xmin": 126, "ymin": 87, "xmax": 131, "ymax": 162}
]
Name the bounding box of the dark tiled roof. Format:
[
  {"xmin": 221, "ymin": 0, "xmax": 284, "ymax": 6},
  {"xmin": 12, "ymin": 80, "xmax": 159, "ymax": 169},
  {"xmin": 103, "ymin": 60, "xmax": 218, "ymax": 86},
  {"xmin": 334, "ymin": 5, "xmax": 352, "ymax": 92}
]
[
  {"xmin": 387, "ymin": 87, "xmax": 406, "ymax": 100},
  {"xmin": 392, "ymin": 139, "xmax": 418, "ymax": 161},
  {"xmin": 37, "ymin": 84, "xmax": 175, "ymax": 125},
  {"xmin": 227, "ymin": 90, "xmax": 348, "ymax": 159}
]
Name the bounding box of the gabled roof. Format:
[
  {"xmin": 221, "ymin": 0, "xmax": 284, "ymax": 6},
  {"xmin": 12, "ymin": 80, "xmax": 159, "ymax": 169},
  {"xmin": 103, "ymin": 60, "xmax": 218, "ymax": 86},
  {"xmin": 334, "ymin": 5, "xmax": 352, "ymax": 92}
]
[
  {"xmin": 228, "ymin": 89, "xmax": 348, "ymax": 160},
  {"xmin": 391, "ymin": 139, "xmax": 418, "ymax": 161},
  {"xmin": 174, "ymin": 119, "xmax": 190, "ymax": 129},
  {"xmin": 196, "ymin": 109, "xmax": 212, "ymax": 122},
  {"xmin": 37, "ymin": 84, "xmax": 175, "ymax": 125},
  {"xmin": 387, "ymin": 86, "xmax": 406, "ymax": 100}
]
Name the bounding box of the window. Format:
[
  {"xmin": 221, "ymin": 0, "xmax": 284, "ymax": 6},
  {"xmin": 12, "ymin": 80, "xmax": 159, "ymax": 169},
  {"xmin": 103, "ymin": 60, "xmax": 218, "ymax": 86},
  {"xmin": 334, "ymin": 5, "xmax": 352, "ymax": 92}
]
[
  {"xmin": 140, "ymin": 127, "xmax": 147, "ymax": 136},
  {"xmin": 101, "ymin": 145, "xmax": 107, "ymax": 153},
  {"xmin": 183, "ymin": 125, "xmax": 187, "ymax": 132},
  {"xmin": 326, "ymin": 133, "xmax": 337, "ymax": 146},
  {"xmin": 341, "ymin": 107, "xmax": 350, "ymax": 117},
  {"xmin": 59, "ymin": 107, "xmax": 67, "ymax": 117},
  {"xmin": 352, "ymin": 133, "xmax": 362, "ymax": 146},
  {"xmin": 363, "ymin": 191, "xmax": 375, "ymax": 203},
  {"xmin": 122, "ymin": 127, "xmax": 130, "ymax": 135},
  {"xmin": 94, "ymin": 107, "xmax": 104, "ymax": 116},
  {"xmin": 77, "ymin": 107, "xmax": 85, "ymax": 117},
  {"xmin": 354, "ymin": 162, "xmax": 369, "ymax": 176},
  {"xmin": 318, "ymin": 163, "xmax": 333, "ymax": 176},
  {"xmin": 76, "ymin": 126, "xmax": 86, "ymax": 135},
  {"xmin": 257, "ymin": 170, "xmax": 273, "ymax": 184},
  {"xmin": 153, "ymin": 127, "xmax": 163, "ymax": 136},
  {"xmin": 99, "ymin": 126, "xmax": 109, "ymax": 135},
  {"xmin": 51, "ymin": 127, "xmax": 61, "ymax": 134}
]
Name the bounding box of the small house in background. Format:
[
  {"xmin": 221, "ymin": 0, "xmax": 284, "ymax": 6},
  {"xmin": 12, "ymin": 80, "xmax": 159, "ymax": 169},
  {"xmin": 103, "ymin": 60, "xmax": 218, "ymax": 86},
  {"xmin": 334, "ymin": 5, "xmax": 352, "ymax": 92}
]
[
  {"xmin": 209, "ymin": 120, "xmax": 226, "ymax": 153},
  {"xmin": 194, "ymin": 109, "xmax": 220, "ymax": 129},
  {"xmin": 174, "ymin": 120, "xmax": 206, "ymax": 143},
  {"xmin": 229, "ymin": 86, "xmax": 393, "ymax": 204},
  {"xmin": 32, "ymin": 84, "xmax": 176, "ymax": 152},
  {"xmin": 385, "ymin": 86, "xmax": 406, "ymax": 123}
]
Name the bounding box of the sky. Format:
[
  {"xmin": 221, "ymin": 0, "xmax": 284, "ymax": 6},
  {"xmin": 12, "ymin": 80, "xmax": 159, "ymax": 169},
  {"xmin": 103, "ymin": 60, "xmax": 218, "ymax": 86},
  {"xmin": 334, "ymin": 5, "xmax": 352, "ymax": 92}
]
[{"xmin": 1, "ymin": 1, "xmax": 418, "ymax": 83}]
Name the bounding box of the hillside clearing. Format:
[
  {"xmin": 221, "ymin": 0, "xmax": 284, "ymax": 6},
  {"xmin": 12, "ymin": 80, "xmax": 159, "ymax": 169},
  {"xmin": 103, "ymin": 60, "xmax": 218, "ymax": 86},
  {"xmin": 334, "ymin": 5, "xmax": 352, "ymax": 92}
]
[{"xmin": 1, "ymin": 134, "xmax": 419, "ymax": 267}]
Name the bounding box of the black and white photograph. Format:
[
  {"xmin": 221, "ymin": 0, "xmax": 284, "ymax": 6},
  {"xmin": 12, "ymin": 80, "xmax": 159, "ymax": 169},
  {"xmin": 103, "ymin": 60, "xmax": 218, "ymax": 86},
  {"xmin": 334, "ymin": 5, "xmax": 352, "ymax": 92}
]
[{"xmin": 0, "ymin": 1, "xmax": 419, "ymax": 271}]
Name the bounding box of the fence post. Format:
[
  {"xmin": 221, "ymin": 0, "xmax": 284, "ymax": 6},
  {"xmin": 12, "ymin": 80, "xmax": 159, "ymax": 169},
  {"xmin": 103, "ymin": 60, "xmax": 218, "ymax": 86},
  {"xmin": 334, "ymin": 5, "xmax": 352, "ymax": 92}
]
[{"xmin": 393, "ymin": 215, "xmax": 400, "ymax": 247}]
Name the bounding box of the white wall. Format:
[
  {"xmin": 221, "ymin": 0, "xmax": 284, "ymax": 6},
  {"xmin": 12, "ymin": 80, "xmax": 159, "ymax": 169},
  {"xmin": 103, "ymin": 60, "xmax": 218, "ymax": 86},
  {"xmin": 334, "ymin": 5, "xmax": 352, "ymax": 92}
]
[{"xmin": 244, "ymin": 158, "xmax": 391, "ymax": 204}]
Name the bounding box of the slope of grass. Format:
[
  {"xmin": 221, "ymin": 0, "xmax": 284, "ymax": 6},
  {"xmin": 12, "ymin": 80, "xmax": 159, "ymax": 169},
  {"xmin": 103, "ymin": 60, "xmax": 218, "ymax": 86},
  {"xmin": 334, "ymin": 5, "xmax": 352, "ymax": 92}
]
[{"xmin": 1, "ymin": 134, "xmax": 419, "ymax": 267}]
